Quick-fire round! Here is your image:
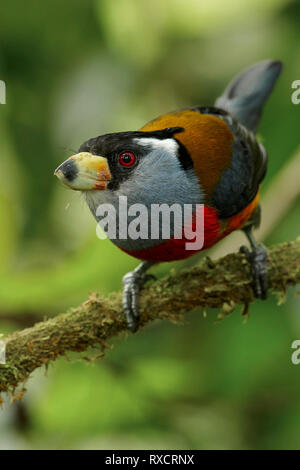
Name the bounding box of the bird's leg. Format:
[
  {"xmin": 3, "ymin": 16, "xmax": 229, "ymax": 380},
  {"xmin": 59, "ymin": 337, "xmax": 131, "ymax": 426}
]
[
  {"xmin": 240, "ymin": 225, "xmax": 269, "ymax": 299},
  {"xmin": 122, "ymin": 261, "xmax": 157, "ymax": 332}
]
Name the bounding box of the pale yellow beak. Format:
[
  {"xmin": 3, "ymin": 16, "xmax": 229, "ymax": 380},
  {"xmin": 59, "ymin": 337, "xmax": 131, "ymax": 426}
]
[{"xmin": 54, "ymin": 152, "xmax": 111, "ymax": 190}]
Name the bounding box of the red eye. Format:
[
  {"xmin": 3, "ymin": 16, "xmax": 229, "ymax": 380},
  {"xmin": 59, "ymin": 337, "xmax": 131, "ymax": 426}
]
[{"xmin": 119, "ymin": 151, "xmax": 136, "ymax": 167}]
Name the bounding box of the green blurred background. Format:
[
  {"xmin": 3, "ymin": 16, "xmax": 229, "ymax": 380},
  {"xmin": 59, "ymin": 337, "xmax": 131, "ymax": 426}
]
[{"xmin": 0, "ymin": 0, "xmax": 299, "ymax": 450}]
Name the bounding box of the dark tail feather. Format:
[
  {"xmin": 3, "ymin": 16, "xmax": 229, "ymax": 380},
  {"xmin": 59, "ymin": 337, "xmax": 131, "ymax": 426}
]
[{"xmin": 215, "ymin": 60, "xmax": 282, "ymax": 132}]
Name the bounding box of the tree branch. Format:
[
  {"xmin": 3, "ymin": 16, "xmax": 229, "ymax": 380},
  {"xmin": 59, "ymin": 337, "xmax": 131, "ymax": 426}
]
[{"xmin": 0, "ymin": 239, "xmax": 299, "ymax": 398}]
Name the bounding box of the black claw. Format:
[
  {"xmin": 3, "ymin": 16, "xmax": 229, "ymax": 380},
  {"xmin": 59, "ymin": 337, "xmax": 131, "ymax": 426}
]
[
  {"xmin": 122, "ymin": 262, "xmax": 155, "ymax": 332},
  {"xmin": 127, "ymin": 319, "xmax": 138, "ymax": 333},
  {"xmin": 240, "ymin": 243, "xmax": 269, "ymax": 300}
]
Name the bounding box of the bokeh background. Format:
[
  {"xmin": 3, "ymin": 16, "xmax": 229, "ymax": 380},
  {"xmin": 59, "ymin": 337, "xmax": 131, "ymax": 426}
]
[{"xmin": 0, "ymin": 0, "xmax": 299, "ymax": 450}]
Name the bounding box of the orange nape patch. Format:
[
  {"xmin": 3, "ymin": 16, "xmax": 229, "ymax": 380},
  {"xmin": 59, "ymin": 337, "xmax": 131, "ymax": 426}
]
[{"xmin": 140, "ymin": 109, "xmax": 234, "ymax": 200}]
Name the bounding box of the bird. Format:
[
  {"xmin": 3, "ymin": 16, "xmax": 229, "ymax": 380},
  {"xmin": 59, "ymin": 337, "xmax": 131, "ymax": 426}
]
[{"xmin": 55, "ymin": 59, "xmax": 282, "ymax": 332}]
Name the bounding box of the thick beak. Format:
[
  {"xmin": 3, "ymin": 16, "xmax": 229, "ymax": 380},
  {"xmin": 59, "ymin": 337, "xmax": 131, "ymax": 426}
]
[{"xmin": 54, "ymin": 152, "xmax": 111, "ymax": 190}]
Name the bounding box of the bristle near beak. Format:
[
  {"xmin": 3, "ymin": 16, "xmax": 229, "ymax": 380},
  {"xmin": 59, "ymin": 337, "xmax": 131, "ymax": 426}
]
[{"xmin": 54, "ymin": 152, "xmax": 111, "ymax": 190}]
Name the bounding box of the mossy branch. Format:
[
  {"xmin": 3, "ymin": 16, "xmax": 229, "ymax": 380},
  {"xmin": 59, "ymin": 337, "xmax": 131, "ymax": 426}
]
[{"xmin": 0, "ymin": 239, "xmax": 300, "ymax": 398}]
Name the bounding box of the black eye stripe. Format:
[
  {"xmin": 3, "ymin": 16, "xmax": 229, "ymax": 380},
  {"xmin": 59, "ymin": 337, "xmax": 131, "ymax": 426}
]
[
  {"xmin": 78, "ymin": 127, "xmax": 185, "ymax": 153},
  {"xmin": 174, "ymin": 139, "xmax": 194, "ymax": 171}
]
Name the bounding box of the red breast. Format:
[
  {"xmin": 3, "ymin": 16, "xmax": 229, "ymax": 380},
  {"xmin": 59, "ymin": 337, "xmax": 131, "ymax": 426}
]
[{"xmin": 120, "ymin": 191, "xmax": 260, "ymax": 262}]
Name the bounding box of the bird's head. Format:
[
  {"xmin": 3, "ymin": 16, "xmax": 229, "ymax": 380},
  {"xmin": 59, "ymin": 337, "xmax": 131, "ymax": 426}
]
[{"xmin": 54, "ymin": 126, "xmax": 201, "ymax": 214}]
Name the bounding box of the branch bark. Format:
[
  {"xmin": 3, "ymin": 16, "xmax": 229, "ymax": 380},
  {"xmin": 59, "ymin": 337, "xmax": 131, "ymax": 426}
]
[{"xmin": 0, "ymin": 239, "xmax": 299, "ymax": 397}]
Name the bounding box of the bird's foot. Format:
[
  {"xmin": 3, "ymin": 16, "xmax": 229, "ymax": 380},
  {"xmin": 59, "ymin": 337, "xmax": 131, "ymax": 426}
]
[
  {"xmin": 240, "ymin": 243, "xmax": 269, "ymax": 299},
  {"xmin": 122, "ymin": 266, "xmax": 156, "ymax": 332}
]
